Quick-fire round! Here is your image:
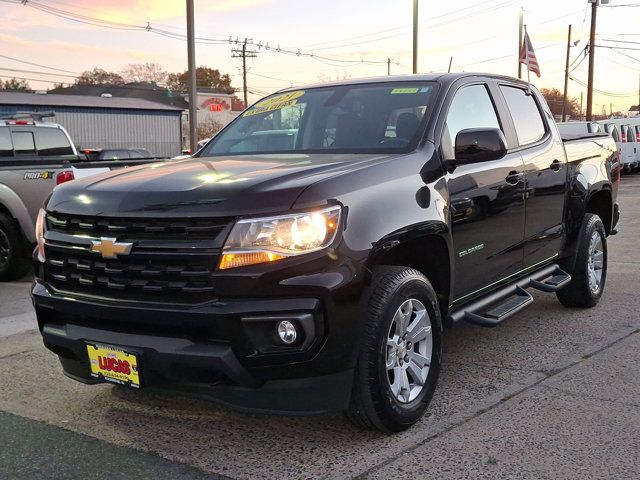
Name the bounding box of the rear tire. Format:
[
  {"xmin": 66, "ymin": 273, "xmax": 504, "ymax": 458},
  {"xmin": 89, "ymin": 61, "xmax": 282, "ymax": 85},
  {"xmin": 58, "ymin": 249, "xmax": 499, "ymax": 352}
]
[
  {"xmin": 0, "ymin": 212, "xmax": 29, "ymax": 282},
  {"xmin": 348, "ymin": 266, "xmax": 443, "ymax": 432},
  {"xmin": 556, "ymin": 213, "xmax": 607, "ymax": 308}
]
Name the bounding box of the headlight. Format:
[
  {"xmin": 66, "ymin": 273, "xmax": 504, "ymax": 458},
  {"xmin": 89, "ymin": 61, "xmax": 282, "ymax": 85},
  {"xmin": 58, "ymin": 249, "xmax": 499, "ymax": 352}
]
[
  {"xmin": 35, "ymin": 208, "xmax": 46, "ymax": 262},
  {"xmin": 218, "ymin": 206, "xmax": 341, "ymax": 270}
]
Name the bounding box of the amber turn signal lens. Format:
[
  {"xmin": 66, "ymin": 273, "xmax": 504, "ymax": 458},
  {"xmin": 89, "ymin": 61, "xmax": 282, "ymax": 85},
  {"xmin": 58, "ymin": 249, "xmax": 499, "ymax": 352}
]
[{"xmin": 218, "ymin": 251, "xmax": 286, "ymax": 270}]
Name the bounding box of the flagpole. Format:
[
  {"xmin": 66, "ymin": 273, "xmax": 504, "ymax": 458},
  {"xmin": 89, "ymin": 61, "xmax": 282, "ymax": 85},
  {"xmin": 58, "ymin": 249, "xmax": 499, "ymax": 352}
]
[
  {"xmin": 518, "ymin": 8, "xmax": 524, "ymax": 79},
  {"xmin": 525, "ymin": 25, "xmax": 531, "ymax": 94}
]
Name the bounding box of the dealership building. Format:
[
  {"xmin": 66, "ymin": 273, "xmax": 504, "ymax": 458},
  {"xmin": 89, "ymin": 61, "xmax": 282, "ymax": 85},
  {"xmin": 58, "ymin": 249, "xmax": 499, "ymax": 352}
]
[{"xmin": 0, "ymin": 91, "xmax": 184, "ymax": 158}]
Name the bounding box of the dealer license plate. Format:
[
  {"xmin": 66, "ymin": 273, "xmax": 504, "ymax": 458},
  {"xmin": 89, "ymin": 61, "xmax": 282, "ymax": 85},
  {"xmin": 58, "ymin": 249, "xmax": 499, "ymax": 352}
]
[{"xmin": 86, "ymin": 343, "xmax": 141, "ymax": 388}]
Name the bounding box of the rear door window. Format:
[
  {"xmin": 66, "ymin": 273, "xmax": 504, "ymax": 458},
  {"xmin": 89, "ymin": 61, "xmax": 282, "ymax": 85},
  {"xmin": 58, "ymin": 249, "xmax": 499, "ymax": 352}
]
[
  {"xmin": 11, "ymin": 131, "xmax": 36, "ymax": 155},
  {"xmin": 35, "ymin": 128, "xmax": 74, "ymax": 156},
  {"xmin": 500, "ymin": 86, "xmax": 547, "ymax": 146},
  {"xmin": 0, "ymin": 127, "xmax": 12, "ymax": 157},
  {"xmin": 609, "ymin": 125, "xmax": 621, "ymax": 143}
]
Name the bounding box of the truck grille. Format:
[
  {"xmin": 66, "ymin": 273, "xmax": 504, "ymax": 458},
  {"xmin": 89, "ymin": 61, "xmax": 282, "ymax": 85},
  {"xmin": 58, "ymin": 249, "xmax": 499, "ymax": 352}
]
[{"xmin": 43, "ymin": 213, "xmax": 233, "ymax": 303}]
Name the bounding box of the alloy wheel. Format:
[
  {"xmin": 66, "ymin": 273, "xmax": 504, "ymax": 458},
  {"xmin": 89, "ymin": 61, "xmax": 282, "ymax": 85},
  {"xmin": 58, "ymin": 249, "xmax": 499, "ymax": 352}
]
[
  {"xmin": 587, "ymin": 231, "xmax": 604, "ymax": 294},
  {"xmin": 386, "ymin": 298, "xmax": 432, "ymax": 403}
]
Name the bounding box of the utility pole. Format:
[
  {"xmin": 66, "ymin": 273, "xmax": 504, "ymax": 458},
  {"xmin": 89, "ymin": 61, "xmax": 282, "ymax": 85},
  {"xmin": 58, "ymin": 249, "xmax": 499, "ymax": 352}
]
[
  {"xmin": 580, "ymin": 91, "xmax": 584, "ymax": 120},
  {"xmin": 186, "ymin": 0, "xmax": 197, "ymax": 153},
  {"xmin": 518, "ymin": 8, "xmax": 524, "ymax": 79},
  {"xmin": 232, "ymin": 39, "xmax": 257, "ymax": 109},
  {"xmin": 412, "ymin": 0, "xmax": 418, "ymax": 74},
  {"xmin": 387, "ymin": 58, "xmax": 392, "ymax": 76},
  {"xmin": 562, "ymin": 25, "xmax": 572, "ymax": 122},
  {"xmin": 586, "ymin": 0, "xmax": 598, "ymax": 121}
]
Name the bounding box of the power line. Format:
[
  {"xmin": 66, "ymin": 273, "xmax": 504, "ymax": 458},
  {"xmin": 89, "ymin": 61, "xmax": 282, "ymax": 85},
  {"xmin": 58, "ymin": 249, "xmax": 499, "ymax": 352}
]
[
  {"xmin": 0, "ymin": 74, "xmax": 61, "ymax": 85},
  {"xmin": 0, "ymin": 53, "xmax": 80, "ymax": 75},
  {"xmin": 300, "ymin": 0, "xmax": 522, "ymax": 53},
  {"xmin": 456, "ymin": 42, "xmax": 564, "ymax": 69},
  {"xmin": 0, "ymin": 66, "xmax": 77, "ymax": 79},
  {"xmin": 609, "ymin": 49, "xmax": 640, "ymax": 65},
  {"xmin": 0, "ymin": 0, "xmax": 391, "ymax": 66},
  {"xmin": 296, "ymin": 0, "xmax": 501, "ymax": 50},
  {"xmin": 569, "ymin": 75, "xmax": 638, "ymax": 98}
]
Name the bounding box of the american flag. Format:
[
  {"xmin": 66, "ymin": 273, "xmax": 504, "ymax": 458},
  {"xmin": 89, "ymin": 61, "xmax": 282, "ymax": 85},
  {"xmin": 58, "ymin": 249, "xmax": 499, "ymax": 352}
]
[{"xmin": 519, "ymin": 31, "xmax": 541, "ymax": 78}]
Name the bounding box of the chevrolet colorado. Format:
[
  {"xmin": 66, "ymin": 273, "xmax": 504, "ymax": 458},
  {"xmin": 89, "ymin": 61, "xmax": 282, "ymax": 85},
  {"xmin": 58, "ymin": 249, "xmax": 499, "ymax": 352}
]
[{"xmin": 32, "ymin": 74, "xmax": 620, "ymax": 432}]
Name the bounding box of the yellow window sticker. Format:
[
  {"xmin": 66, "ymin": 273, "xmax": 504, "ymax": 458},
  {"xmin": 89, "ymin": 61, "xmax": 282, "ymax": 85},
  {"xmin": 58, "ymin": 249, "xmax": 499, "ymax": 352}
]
[
  {"xmin": 391, "ymin": 87, "xmax": 420, "ymax": 94},
  {"xmin": 245, "ymin": 91, "xmax": 305, "ymax": 117}
]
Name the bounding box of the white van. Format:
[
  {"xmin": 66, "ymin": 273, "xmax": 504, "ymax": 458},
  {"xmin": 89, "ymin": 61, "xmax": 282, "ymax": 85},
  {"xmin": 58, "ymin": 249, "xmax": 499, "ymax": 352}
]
[{"xmin": 600, "ymin": 119, "xmax": 638, "ymax": 174}]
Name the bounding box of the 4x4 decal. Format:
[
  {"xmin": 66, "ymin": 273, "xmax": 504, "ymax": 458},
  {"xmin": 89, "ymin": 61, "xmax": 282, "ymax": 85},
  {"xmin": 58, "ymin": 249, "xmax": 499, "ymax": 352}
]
[{"xmin": 23, "ymin": 171, "xmax": 54, "ymax": 180}]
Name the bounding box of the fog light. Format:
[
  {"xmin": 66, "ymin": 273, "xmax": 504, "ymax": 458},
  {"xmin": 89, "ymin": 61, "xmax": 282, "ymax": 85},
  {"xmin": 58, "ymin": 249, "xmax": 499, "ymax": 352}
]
[{"xmin": 276, "ymin": 320, "xmax": 297, "ymax": 344}]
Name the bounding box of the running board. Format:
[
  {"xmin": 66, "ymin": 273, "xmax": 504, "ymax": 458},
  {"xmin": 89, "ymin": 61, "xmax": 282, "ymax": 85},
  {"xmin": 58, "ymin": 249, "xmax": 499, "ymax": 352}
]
[{"xmin": 449, "ymin": 264, "xmax": 571, "ymax": 328}]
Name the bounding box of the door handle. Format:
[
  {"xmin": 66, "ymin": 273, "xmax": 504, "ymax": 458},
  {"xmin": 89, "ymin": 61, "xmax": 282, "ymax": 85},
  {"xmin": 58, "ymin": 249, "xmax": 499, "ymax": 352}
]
[
  {"xmin": 550, "ymin": 159, "xmax": 562, "ymax": 172},
  {"xmin": 505, "ymin": 171, "xmax": 522, "ymax": 185}
]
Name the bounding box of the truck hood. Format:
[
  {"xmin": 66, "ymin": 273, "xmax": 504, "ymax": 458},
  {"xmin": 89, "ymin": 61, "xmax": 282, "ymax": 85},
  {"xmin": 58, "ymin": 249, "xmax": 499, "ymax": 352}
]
[{"xmin": 47, "ymin": 153, "xmax": 392, "ymax": 217}]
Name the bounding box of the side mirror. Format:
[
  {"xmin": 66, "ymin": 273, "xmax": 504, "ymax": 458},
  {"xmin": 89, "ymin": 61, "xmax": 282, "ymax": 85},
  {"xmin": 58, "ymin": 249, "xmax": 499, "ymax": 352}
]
[{"xmin": 450, "ymin": 128, "xmax": 507, "ymax": 166}]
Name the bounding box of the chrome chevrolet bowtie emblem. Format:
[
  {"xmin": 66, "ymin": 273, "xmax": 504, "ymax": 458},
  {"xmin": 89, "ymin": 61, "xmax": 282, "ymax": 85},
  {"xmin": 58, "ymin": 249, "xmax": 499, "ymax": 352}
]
[{"xmin": 90, "ymin": 237, "xmax": 133, "ymax": 259}]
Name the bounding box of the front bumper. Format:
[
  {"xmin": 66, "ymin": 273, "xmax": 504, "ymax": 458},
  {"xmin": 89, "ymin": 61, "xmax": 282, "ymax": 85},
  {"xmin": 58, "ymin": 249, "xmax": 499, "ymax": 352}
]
[{"xmin": 32, "ymin": 270, "xmax": 363, "ymax": 413}]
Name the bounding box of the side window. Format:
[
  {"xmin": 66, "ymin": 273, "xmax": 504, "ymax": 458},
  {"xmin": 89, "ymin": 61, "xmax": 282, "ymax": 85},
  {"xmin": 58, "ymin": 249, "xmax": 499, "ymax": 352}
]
[
  {"xmin": 0, "ymin": 128, "xmax": 13, "ymax": 157},
  {"xmin": 35, "ymin": 128, "xmax": 74, "ymax": 156},
  {"xmin": 609, "ymin": 126, "xmax": 620, "ymax": 143},
  {"xmin": 11, "ymin": 131, "xmax": 36, "ymax": 155},
  {"xmin": 500, "ymin": 86, "xmax": 546, "ymax": 146},
  {"xmin": 445, "ymin": 84, "xmax": 500, "ymax": 150}
]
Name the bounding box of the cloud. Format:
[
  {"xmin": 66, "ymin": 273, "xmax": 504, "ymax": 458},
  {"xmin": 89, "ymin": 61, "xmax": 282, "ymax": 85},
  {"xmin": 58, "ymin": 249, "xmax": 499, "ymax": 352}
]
[{"xmin": 71, "ymin": 0, "xmax": 271, "ymax": 24}]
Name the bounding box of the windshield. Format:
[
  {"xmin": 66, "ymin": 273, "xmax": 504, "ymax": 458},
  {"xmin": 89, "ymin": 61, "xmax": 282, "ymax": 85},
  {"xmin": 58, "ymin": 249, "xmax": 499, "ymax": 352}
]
[{"xmin": 199, "ymin": 82, "xmax": 437, "ymax": 157}]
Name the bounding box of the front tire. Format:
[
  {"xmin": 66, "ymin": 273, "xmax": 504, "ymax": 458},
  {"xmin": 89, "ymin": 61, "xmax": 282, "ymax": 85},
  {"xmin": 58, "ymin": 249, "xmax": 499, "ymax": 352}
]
[
  {"xmin": 556, "ymin": 213, "xmax": 607, "ymax": 308},
  {"xmin": 348, "ymin": 266, "xmax": 443, "ymax": 432},
  {"xmin": 0, "ymin": 212, "xmax": 29, "ymax": 282}
]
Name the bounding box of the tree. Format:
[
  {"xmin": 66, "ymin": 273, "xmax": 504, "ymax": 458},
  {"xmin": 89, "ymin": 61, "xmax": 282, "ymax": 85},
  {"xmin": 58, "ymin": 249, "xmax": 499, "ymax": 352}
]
[
  {"xmin": 196, "ymin": 117, "xmax": 224, "ymax": 141},
  {"xmin": 0, "ymin": 78, "xmax": 30, "ymax": 91},
  {"xmin": 166, "ymin": 66, "xmax": 234, "ymax": 94},
  {"xmin": 316, "ymin": 71, "xmax": 351, "ymax": 83},
  {"xmin": 75, "ymin": 68, "xmax": 125, "ymax": 86},
  {"xmin": 121, "ymin": 63, "xmax": 167, "ymax": 85},
  {"xmin": 539, "ymin": 88, "xmax": 580, "ymax": 119}
]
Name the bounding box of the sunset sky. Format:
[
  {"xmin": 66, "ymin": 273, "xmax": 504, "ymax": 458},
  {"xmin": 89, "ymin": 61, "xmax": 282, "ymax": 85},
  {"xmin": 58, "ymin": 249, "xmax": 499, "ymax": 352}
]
[{"xmin": 1, "ymin": 0, "xmax": 639, "ymax": 112}]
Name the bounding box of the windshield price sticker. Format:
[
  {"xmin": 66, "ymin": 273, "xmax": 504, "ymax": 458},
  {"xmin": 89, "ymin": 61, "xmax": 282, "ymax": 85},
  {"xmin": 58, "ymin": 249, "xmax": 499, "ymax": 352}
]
[
  {"xmin": 245, "ymin": 91, "xmax": 305, "ymax": 117},
  {"xmin": 391, "ymin": 87, "xmax": 420, "ymax": 94}
]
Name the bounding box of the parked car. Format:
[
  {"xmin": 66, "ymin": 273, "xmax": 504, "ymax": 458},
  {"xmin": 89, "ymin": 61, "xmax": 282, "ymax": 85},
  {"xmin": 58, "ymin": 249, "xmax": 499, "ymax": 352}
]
[
  {"xmin": 0, "ymin": 114, "xmax": 164, "ymax": 281},
  {"xmin": 599, "ymin": 119, "xmax": 639, "ymax": 174},
  {"xmin": 32, "ymin": 74, "xmax": 620, "ymax": 432}
]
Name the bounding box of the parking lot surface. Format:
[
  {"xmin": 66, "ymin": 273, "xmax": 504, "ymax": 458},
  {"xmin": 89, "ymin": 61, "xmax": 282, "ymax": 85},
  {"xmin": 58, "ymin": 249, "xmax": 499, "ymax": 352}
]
[{"xmin": 1, "ymin": 175, "xmax": 639, "ymax": 480}]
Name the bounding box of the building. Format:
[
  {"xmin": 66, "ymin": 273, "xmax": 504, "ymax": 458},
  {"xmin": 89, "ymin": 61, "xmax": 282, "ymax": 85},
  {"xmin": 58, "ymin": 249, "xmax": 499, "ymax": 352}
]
[
  {"xmin": 0, "ymin": 91, "xmax": 183, "ymax": 157},
  {"xmin": 50, "ymin": 84, "xmax": 246, "ymax": 149},
  {"xmin": 181, "ymin": 90, "xmax": 245, "ymax": 149}
]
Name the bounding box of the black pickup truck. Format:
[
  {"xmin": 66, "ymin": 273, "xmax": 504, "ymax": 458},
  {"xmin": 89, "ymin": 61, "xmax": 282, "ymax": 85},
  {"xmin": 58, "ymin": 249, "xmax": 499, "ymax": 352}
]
[{"xmin": 32, "ymin": 74, "xmax": 620, "ymax": 432}]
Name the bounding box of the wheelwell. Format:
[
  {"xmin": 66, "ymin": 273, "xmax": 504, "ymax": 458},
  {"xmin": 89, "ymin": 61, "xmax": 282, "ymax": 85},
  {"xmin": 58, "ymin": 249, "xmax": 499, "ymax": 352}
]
[
  {"xmin": 0, "ymin": 202, "xmax": 11, "ymax": 219},
  {"xmin": 0, "ymin": 202, "xmax": 29, "ymax": 252},
  {"xmin": 373, "ymin": 235, "xmax": 451, "ymax": 320},
  {"xmin": 586, "ymin": 190, "xmax": 612, "ymax": 235}
]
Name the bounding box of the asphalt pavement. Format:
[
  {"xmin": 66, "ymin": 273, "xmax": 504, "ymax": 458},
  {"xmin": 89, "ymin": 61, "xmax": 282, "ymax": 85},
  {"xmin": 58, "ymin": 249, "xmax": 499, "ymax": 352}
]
[{"xmin": 0, "ymin": 175, "xmax": 638, "ymax": 480}]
